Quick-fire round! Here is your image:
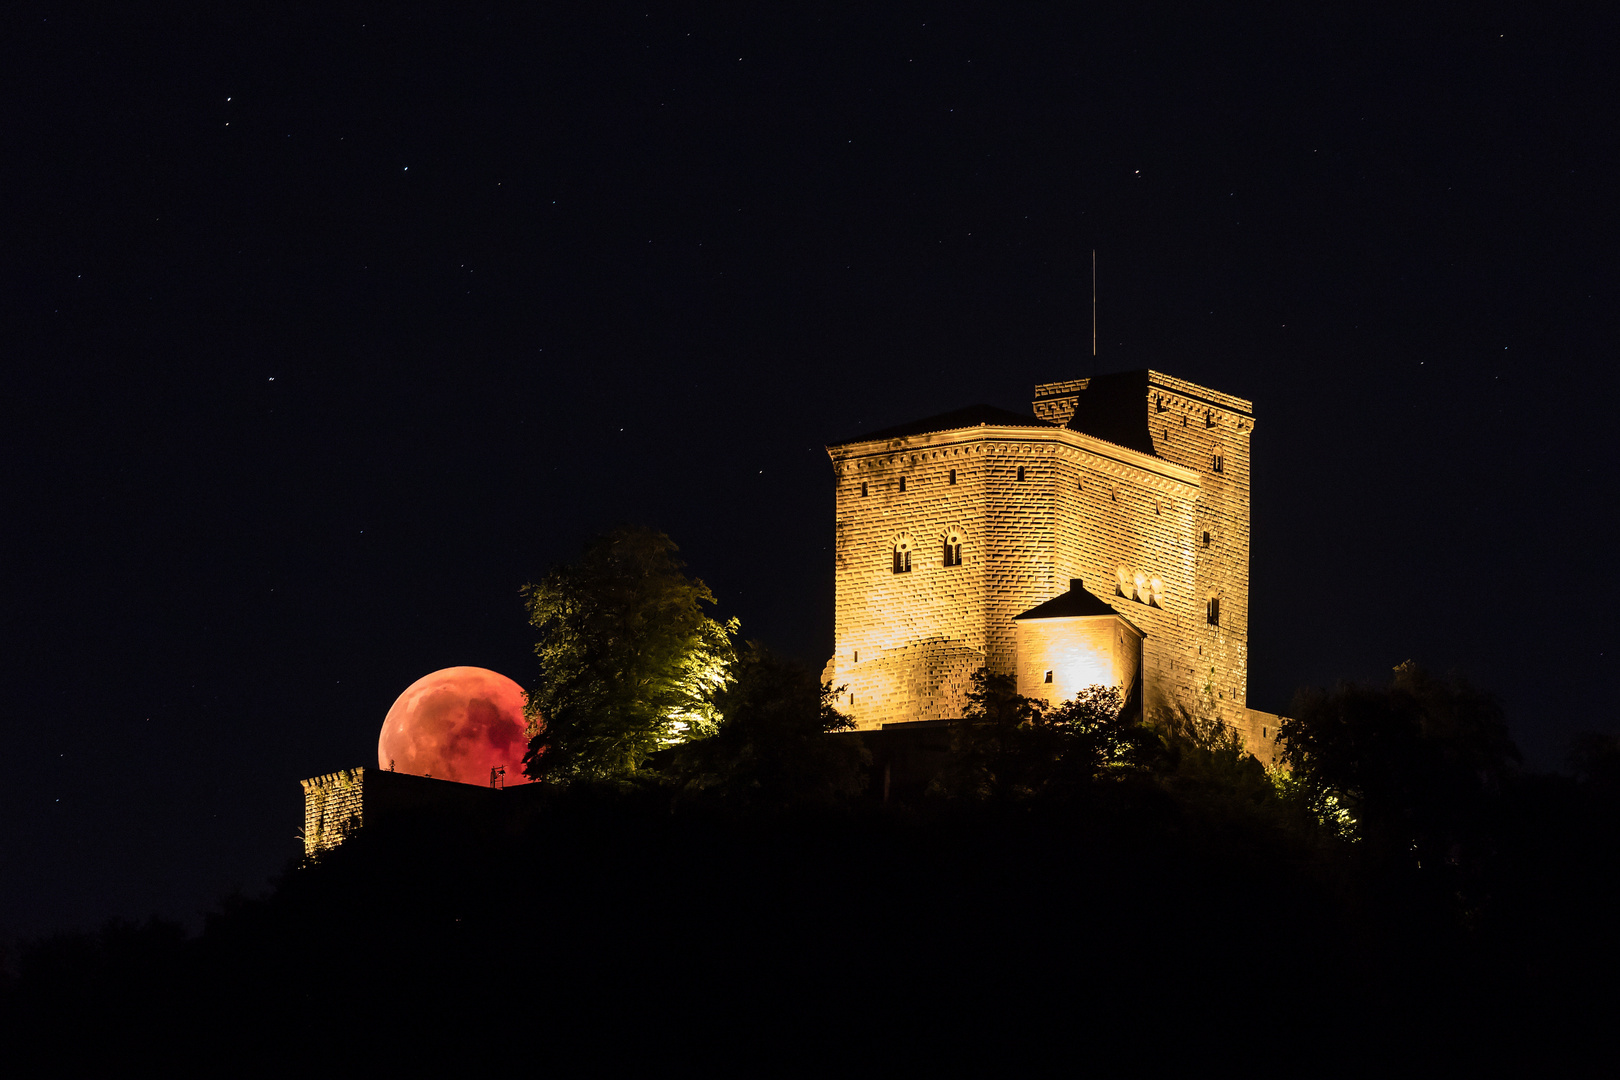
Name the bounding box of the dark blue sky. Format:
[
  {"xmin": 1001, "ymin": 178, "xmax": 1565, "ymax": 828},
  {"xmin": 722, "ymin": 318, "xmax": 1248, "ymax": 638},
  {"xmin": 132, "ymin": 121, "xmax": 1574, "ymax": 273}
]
[{"xmin": 3, "ymin": 5, "xmax": 1615, "ymax": 939}]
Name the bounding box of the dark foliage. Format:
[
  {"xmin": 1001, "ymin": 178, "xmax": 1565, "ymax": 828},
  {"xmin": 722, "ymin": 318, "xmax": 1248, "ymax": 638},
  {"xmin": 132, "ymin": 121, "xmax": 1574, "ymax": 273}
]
[
  {"xmin": 665, "ymin": 643, "xmax": 869, "ymax": 813},
  {"xmin": 936, "ymin": 669, "xmax": 1157, "ymax": 802},
  {"xmin": 8, "ymin": 662, "xmax": 1620, "ymax": 1065},
  {"xmin": 1280, "ymin": 661, "xmax": 1522, "ymax": 914}
]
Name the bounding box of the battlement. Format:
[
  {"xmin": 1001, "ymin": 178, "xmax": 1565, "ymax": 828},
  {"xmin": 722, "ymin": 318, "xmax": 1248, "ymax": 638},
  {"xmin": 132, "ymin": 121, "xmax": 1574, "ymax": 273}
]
[{"xmin": 299, "ymin": 767, "xmax": 512, "ymax": 855}]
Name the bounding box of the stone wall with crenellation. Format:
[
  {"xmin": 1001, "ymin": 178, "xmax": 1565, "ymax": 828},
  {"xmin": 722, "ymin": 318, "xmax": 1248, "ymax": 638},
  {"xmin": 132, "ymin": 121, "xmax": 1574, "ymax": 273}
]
[
  {"xmin": 298, "ymin": 767, "xmax": 511, "ymax": 855},
  {"xmin": 300, "ymin": 768, "xmax": 366, "ymax": 855}
]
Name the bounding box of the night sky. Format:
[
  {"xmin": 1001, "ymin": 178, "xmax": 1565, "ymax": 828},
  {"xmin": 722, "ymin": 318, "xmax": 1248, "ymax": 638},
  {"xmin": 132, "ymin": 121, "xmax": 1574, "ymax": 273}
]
[{"xmin": 3, "ymin": 6, "xmax": 1615, "ymax": 940}]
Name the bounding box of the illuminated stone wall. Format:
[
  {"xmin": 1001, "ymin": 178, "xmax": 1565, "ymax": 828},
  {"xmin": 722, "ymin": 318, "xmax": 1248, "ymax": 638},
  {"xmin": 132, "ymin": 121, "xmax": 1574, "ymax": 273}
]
[
  {"xmin": 1240, "ymin": 707, "xmax": 1285, "ymax": 769},
  {"xmin": 827, "ymin": 370, "xmax": 1256, "ymax": 745},
  {"xmin": 299, "ymin": 767, "xmax": 505, "ymax": 855},
  {"xmin": 300, "ymin": 768, "xmax": 365, "ymax": 855},
  {"xmin": 1034, "ymin": 371, "xmax": 1254, "ymax": 733},
  {"xmin": 1014, "ymin": 614, "xmax": 1143, "ymax": 709}
]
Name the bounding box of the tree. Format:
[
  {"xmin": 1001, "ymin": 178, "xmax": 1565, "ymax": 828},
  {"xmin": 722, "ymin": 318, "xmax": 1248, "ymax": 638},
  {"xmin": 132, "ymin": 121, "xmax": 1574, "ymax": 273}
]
[
  {"xmin": 939, "ymin": 669, "xmax": 1151, "ymax": 802},
  {"xmin": 668, "ymin": 644, "xmax": 869, "ymax": 812},
  {"xmin": 1279, "ymin": 661, "xmax": 1521, "ymax": 874},
  {"xmin": 520, "ymin": 526, "xmax": 737, "ymax": 781}
]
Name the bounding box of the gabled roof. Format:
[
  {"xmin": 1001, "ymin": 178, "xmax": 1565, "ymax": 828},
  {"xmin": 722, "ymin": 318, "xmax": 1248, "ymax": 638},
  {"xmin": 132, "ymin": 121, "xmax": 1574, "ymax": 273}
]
[
  {"xmin": 829, "ymin": 404, "xmax": 1052, "ymax": 447},
  {"xmin": 1013, "ymin": 579, "xmax": 1143, "ymax": 636}
]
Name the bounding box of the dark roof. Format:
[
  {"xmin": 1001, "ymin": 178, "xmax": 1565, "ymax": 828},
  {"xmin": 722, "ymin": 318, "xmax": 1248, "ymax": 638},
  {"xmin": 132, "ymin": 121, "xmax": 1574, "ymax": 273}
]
[
  {"xmin": 1013, "ymin": 578, "xmax": 1132, "ymax": 622},
  {"xmin": 1064, "ymin": 370, "xmax": 1158, "ymax": 456},
  {"xmin": 829, "ymin": 404, "xmax": 1052, "ymax": 447}
]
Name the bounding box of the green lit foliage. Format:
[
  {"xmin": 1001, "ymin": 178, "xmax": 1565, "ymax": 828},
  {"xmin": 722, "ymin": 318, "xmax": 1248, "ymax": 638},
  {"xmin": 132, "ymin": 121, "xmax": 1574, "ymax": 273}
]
[
  {"xmin": 520, "ymin": 526, "xmax": 738, "ymax": 781},
  {"xmin": 939, "ymin": 669, "xmax": 1154, "ymax": 802},
  {"xmin": 1150, "ymin": 700, "xmax": 1313, "ymax": 834},
  {"xmin": 1279, "ymin": 661, "xmax": 1521, "ymax": 874},
  {"xmin": 669, "ymin": 644, "xmax": 869, "ymax": 812}
]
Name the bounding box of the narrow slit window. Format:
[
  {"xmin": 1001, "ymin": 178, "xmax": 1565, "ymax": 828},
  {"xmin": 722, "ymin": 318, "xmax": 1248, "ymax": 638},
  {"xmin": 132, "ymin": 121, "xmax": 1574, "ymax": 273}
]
[
  {"xmin": 861, "ymin": 481, "xmax": 869, "ymax": 497},
  {"xmin": 948, "ymin": 469, "xmax": 957, "ymax": 485},
  {"xmin": 1016, "ymin": 465, "xmax": 1025, "ymax": 482},
  {"xmin": 1044, "ymin": 670, "xmax": 1053, "ymax": 684},
  {"xmin": 1201, "ymin": 530, "xmax": 1211, "ymax": 546},
  {"xmin": 1206, "ymin": 597, "xmax": 1221, "ymax": 626},
  {"xmin": 899, "ymin": 476, "xmax": 907, "ymax": 492},
  {"xmin": 1212, "ymin": 454, "xmax": 1224, "ymax": 473}
]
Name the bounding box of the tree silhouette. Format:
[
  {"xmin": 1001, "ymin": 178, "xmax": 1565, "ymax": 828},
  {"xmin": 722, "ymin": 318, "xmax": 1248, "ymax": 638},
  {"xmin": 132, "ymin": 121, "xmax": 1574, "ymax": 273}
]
[
  {"xmin": 668, "ymin": 644, "xmax": 868, "ymax": 812},
  {"xmin": 939, "ymin": 669, "xmax": 1151, "ymax": 802},
  {"xmin": 1280, "ymin": 661, "xmax": 1521, "ymax": 889}
]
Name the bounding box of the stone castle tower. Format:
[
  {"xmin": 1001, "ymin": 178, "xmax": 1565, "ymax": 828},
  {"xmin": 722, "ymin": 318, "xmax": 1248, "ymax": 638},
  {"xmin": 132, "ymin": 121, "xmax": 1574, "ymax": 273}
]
[{"xmin": 822, "ymin": 369, "xmax": 1280, "ymax": 759}]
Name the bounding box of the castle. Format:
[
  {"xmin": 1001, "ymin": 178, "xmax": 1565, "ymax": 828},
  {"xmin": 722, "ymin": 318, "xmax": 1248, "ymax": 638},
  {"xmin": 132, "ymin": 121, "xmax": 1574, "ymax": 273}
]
[
  {"xmin": 821, "ymin": 369, "xmax": 1282, "ymax": 764},
  {"xmin": 302, "ymin": 367, "xmax": 1280, "ymax": 853}
]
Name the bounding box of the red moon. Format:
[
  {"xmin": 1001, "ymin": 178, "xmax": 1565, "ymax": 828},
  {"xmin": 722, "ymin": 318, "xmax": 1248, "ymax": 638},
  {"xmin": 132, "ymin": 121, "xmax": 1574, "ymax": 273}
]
[{"xmin": 377, "ymin": 667, "xmax": 533, "ymax": 786}]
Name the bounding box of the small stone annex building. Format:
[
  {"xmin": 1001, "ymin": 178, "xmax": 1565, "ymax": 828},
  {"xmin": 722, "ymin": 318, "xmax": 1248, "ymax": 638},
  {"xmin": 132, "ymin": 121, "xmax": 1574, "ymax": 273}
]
[{"xmin": 821, "ymin": 369, "xmax": 1282, "ymax": 763}]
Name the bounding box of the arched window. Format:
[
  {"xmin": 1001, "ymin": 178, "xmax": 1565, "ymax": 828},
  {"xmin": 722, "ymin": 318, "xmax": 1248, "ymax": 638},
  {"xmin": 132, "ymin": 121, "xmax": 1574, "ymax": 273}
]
[
  {"xmin": 892, "ymin": 539, "xmax": 912, "ymax": 574},
  {"xmin": 1016, "ymin": 465, "xmax": 1026, "ymax": 482},
  {"xmin": 942, "ymin": 531, "xmax": 963, "ymax": 567}
]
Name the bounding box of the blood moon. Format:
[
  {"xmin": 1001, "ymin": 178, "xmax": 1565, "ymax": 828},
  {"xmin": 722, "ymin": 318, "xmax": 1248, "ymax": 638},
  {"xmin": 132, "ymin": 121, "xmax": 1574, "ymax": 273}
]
[{"xmin": 377, "ymin": 667, "xmax": 533, "ymax": 786}]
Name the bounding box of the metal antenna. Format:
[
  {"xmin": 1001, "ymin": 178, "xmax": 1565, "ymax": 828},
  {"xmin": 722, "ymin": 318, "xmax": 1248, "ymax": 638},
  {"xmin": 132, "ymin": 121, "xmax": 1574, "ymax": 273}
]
[{"xmin": 1091, "ymin": 249, "xmax": 1097, "ymax": 358}]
